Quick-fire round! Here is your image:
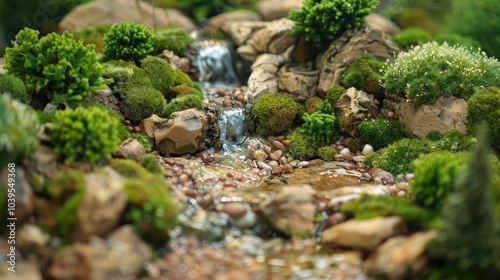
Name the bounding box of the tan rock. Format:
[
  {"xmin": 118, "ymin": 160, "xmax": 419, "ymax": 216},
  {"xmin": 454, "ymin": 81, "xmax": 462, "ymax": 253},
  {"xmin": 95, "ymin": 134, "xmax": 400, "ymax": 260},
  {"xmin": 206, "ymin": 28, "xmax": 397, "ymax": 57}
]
[
  {"xmin": 114, "ymin": 138, "xmax": 146, "ymax": 162},
  {"xmin": 206, "ymin": 10, "xmax": 262, "ymax": 34},
  {"xmin": 1, "ymin": 167, "xmax": 34, "ymax": 224},
  {"xmin": 365, "ymin": 13, "xmax": 401, "ymax": 36},
  {"xmin": 322, "ymin": 216, "xmax": 407, "ymax": 250},
  {"xmin": 139, "ymin": 114, "xmax": 165, "ymax": 138},
  {"xmin": 278, "ymin": 63, "xmax": 319, "ymax": 102},
  {"xmin": 256, "ymin": 0, "xmax": 303, "ymax": 21},
  {"xmin": 335, "ymin": 87, "xmax": 379, "ymax": 136}
]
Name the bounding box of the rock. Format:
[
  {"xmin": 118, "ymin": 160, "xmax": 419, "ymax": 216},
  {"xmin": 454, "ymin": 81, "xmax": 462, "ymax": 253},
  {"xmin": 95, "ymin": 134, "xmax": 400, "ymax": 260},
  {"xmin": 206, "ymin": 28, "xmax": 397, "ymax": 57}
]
[
  {"xmin": 334, "ymin": 88, "xmax": 379, "ymax": 136},
  {"xmin": 364, "ymin": 231, "xmax": 437, "ymax": 279},
  {"xmin": 365, "ymin": 13, "xmax": 401, "ymax": 36},
  {"xmin": 259, "ymin": 185, "xmax": 317, "ymax": 236},
  {"xmin": 139, "ymin": 114, "xmax": 166, "ymax": 138},
  {"xmin": 370, "ymin": 168, "xmax": 395, "ymax": 185},
  {"xmin": 278, "ymin": 63, "xmax": 319, "ymax": 102},
  {"xmin": 206, "ymin": 10, "xmax": 262, "ymax": 34},
  {"xmin": 228, "ymin": 21, "xmax": 268, "ymax": 46},
  {"xmin": 48, "ymin": 225, "xmax": 151, "ymax": 280},
  {"xmin": 1, "ymin": 167, "xmax": 34, "ymax": 224},
  {"xmin": 90, "ymin": 87, "xmax": 120, "ymax": 112},
  {"xmin": 362, "ymin": 144, "xmax": 374, "ymax": 155},
  {"xmin": 73, "ymin": 168, "xmax": 127, "ymax": 242},
  {"xmin": 256, "ymin": 0, "xmax": 303, "ymax": 21},
  {"xmin": 322, "ymin": 216, "xmax": 407, "ymax": 250},
  {"xmin": 217, "ymin": 202, "xmax": 248, "ymax": 219},
  {"xmin": 155, "ymin": 109, "xmax": 208, "ymax": 156},
  {"xmin": 0, "ymin": 260, "xmax": 42, "ymax": 280},
  {"xmin": 253, "ymin": 149, "xmax": 268, "ymax": 161},
  {"xmin": 114, "ymin": 138, "xmax": 146, "ymax": 162},
  {"xmin": 317, "ymin": 24, "xmax": 399, "ymax": 95},
  {"xmin": 17, "ymin": 224, "xmax": 50, "ymax": 249},
  {"xmin": 58, "ymin": 0, "xmax": 197, "ymax": 32},
  {"xmin": 246, "ymin": 18, "xmax": 297, "ymax": 54},
  {"xmin": 383, "ymin": 92, "xmax": 468, "ymax": 138}
]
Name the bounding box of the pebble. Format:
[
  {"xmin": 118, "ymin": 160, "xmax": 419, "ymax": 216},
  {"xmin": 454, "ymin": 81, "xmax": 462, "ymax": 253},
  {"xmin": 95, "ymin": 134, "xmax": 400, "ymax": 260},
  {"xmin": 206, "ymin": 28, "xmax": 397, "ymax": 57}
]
[
  {"xmin": 279, "ymin": 157, "xmax": 288, "ymax": 165},
  {"xmin": 397, "ymin": 190, "xmax": 406, "ymax": 197},
  {"xmin": 282, "ymin": 140, "xmax": 291, "ymax": 147},
  {"xmin": 236, "ymin": 210, "xmax": 257, "ymax": 228},
  {"xmin": 256, "ymin": 161, "xmax": 272, "ymax": 170},
  {"xmin": 339, "ymin": 148, "xmax": 351, "ymax": 156},
  {"xmin": 178, "ymin": 173, "xmax": 189, "ymax": 184},
  {"xmin": 297, "ymin": 161, "xmax": 309, "ymax": 168},
  {"xmin": 289, "ymin": 160, "xmax": 299, "ymax": 168},
  {"xmin": 268, "ymin": 161, "xmax": 279, "ymax": 168},
  {"xmin": 405, "ymin": 173, "xmax": 415, "ymax": 182},
  {"xmin": 362, "ymin": 144, "xmax": 374, "ymax": 155},
  {"xmin": 217, "ymin": 202, "xmax": 247, "ymax": 219},
  {"xmin": 269, "ymin": 150, "xmax": 283, "ymax": 161},
  {"xmin": 233, "ymin": 173, "xmax": 244, "ymax": 181},
  {"xmin": 352, "ymin": 155, "xmax": 365, "ymax": 162},
  {"xmin": 271, "ymin": 166, "xmax": 282, "ymax": 175},
  {"xmin": 263, "ymin": 145, "xmax": 272, "ymax": 155},
  {"xmin": 272, "ymin": 140, "xmax": 285, "ymax": 151},
  {"xmin": 343, "ymin": 154, "xmax": 353, "ymax": 161},
  {"xmin": 253, "ymin": 150, "xmax": 268, "ymax": 161},
  {"xmin": 223, "ymin": 181, "xmax": 238, "ymax": 188},
  {"xmin": 396, "ymin": 182, "xmax": 409, "ymax": 191},
  {"xmin": 282, "ymin": 164, "xmax": 293, "ymax": 173},
  {"xmin": 388, "ymin": 185, "xmax": 399, "ymax": 195}
]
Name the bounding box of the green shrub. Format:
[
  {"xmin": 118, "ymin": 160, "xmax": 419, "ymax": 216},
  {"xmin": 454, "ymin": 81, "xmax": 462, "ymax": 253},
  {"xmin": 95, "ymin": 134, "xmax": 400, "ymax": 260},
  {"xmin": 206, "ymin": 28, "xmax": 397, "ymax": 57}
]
[
  {"xmin": 383, "ymin": 41, "xmax": 500, "ymax": 104},
  {"xmin": 141, "ymin": 153, "xmax": 162, "ymax": 175},
  {"xmin": 342, "ymin": 54, "xmax": 384, "ymax": 97},
  {"xmin": 304, "ymin": 97, "xmax": 323, "ymax": 114},
  {"xmin": 121, "ymin": 86, "xmax": 167, "ymax": 122},
  {"xmin": 131, "ymin": 133, "xmax": 153, "ymax": 153},
  {"xmin": 140, "ymin": 56, "xmax": 177, "ymax": 97},
  {"xmin": 286, "ymin": 129, "xmax": 322, "ymax": 161},
  {"xmin": 0, "ymin": 73, "xmax": 27, "ymax": 102},
  {"xmin": 326, "ymin": 84, "xmax": 346, "ymax": 105},
  {"xmin": 410, "ymin": 151, "xmax": 469, "ymax": 211},
  {"xmin": 251, "ymin": 93, "xmax": 297, "ymax": 136},
  {"xmin": 435, "ymin": 129, "xmax": 477, "ymax": 152},
  {"xmin": 100, "ymin": 60, "xmax": 136, "ymax": 88},
  {"xmin": 5, "ymin": 28, "xmax": 105, "ymax": 108},
  {"xmin": 162, "ymin": 94, "xmax": 204, "ymax": 117},
  {"xmin": 341, "ymin": 195, "xmax": 438, "ymax": 229},
  {"xmin": 391, "ymin": 27, "xmax": 432, "ymax": 50},
  {"xmin": 318, "ymin": 146, "xmax": 336, "ymax": 161},
  {"xmin": 154, "ymin": 26, "xmax": 193, "ymax": 55},
  {"xmin": 300, "ymin": 112, "xmax": 338, "ymax": 144},
  {"xmin": 0, "ymin": 94, "xmax": 41, "ymax": 166},
  {"xmin": 346, "ymin": 138, "xmax": 363, "ymax": 153},
  {"xmin": 50, "ymin": 107, "xmax": 121, "ymax": 164},
  {"xmin": 356, "ymin": 118, "xmax": 406, "ymax": 150},
  {"xmin": 467, "ymin": 87, "xmax": 500, "ymax": 152},
  {"xmin": 288, "ymin": 0, "xmax": 380, "ymax": 49},
  {"xmin": 365, "ymin": 138, "xmax": 432, "ymax": 175},
  {"xmin": 103, "ymin": 22, "xmax": 155, "ymax": 65},
  {"xmin": 424, "ymin": 130, "xmax": 443, "ymax": 141},
  {"xmin": 433, "ymin": 33, "xmax": 482, "ymax": 50}
]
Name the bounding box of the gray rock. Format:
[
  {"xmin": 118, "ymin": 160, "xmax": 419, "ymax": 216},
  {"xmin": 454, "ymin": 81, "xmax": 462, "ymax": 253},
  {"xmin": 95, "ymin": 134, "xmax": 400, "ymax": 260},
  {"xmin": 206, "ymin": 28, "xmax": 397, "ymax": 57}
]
[
  {"xmin": 90, "ymin": 87, "xmax": 120, "ymax": 112},
  {"xmin": 278, "ymin": 63, "xmax": 319, "ymax": 102},
  {"xmin": 335, "ymin": 87, "xmax": 379, "ymax": 136}
]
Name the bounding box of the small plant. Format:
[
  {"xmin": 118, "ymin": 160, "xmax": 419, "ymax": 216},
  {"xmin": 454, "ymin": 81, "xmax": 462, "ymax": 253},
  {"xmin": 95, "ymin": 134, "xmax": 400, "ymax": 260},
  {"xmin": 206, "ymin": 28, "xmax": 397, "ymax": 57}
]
[
  {"xmin": 305, "ymin": 97, "xmax": 323, "ymax": 114},
  {"xmin": 391, "ymin": 27, "xmax": 432, "ymax": 50},
  {"xmin": 141, "ymin": 153, "xmax": 162, "ymax": 175},
  {"xmin": 410, "ymin": 151, "xmax": 469, "ymax": 211},
  {"xmin": 342, "ymin": 54, "xmax": 384, "ymax": 97},
  {"xmin": 326, "ymin": 84, "xmax": 346, "ymax": 105},
  {"xmin": 174, "ymin": 69, "xmax": 194, "ymax": 86},
  {"xmin": 288, "ymin": 0, "xmax": 380, "ymax": 49},
  {"xmin": 251, "ymin": 93, "xmax": 298, "ymax": 136},
  {"xmin": 5, "ymin": 28, "xmax": 105, "ymax": 108},
  {"xmin": 162, "ymin": 94, "xmax": 204, "ymax": 117},
  {"xmin": 0, "ymin": 73, "xmax": 27, "ymax": 102},
  {"xmin": 434, "ymin": 129, "xmax": 476, "ymax": 152},
  {"xmin": 356, "ymin": 117, "xmax": 406, "ymax": 150},
  {"xmin": 131, "ymin": 133, "xmax": 153, "ymax": 153},
  {"xmin": 318, "ymin": 146, "xmax": 336, "ymax": 161},
  {"xmin": 121, "ymin": 86, "xmax": 167, "ymax": 122},
  {"xmin": 383, "ymin": 41, "xmax": 500, "ymax": 104},
  {"xmin": 103, "ymin": 22, "xmax": 155, "ymax": 65},
  {"xmin": 140, "ymin": 56, "xmax": 177, "ymax": 97},
  {"xmin": 50, "ymin": 107, "xmax": 121, "ymax": 164},
  {"xmin": 70, "ymin": 25, "xmax": 112, "ymax": 53},
  {"xmin": 300, "ymin": 112, "xmax": 338, "ymax": 144},
  {"xmin": 425, "ymin": 130, "xmax": 443, "ymax": 141},
  {"xmin": 285, "ymin": 129, "xmax": 322, "ymax": 161},
  {"xmin": 100, "ymin": 60, "xmax": 136, "ymax": 88},
  {"xmin": 154, "ymin": 26, "xmax": 193, "ymax": 55},
  {"xmin": 433, "ymin": 33, "xmax": 482, "ymax": 50},
  {"xmin": 170, "ymin": 84, "xmax": 203, "ymax": 98},
  {"xmin": 467, "ymin": 87, "xmax": 500, "ymax": 152},
  {"xmin": 0, "ymin": 94, "xmax": 41, "ymax": 166}
]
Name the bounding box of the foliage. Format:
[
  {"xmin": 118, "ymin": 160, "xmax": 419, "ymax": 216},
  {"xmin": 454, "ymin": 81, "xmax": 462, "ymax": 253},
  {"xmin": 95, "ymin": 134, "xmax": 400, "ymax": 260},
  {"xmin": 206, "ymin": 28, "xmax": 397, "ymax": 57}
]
[
  {"xmin": 5, "ymin": 28, "xmax": 105, "ymax": 108},
  {"xmin": 365, "ymin": 138, "xmax": 432, "ymax": 175},
  {"xmin": 0, "ymin": 73, "xmax": 27, "ymax": 102},
  {"xmin": 410, "ymin": 151, "xmax": 469, "ymax": 212},
  {"xmin": 346, "ymin": 138, "xmax": 363, "ymax": 153},
  {"xmin": 318, "ymin": 146, "xmax": 336, "ymax": 161},
  {"xmin": 433, "ymin": 33, "xmax": 482, "ymax": 50},
  {"xmin": 285, "ymin": 129, "xmax": 322, "ymax": 161},
  {"xmin": 445, "ymin": 0, "xmax": 500, "ymax": 59},
  {"xmin": 121, "ymin": 86, "xmax": 167, "ymax": 123},
  {"xmin": 304, "ymin": 97, "xmax": 323, "ymax": 114},
  {"xmin": 103, "ymin": 22, "xmax": 155, "ymax": 65},
  {"xmin": 288, "ymin": 0, "xmax": 380, "ymax": 49},
  {"xmin": 140, "ymin": 56, "xmax": 177, "ymax": 97},
  {"xmin": 0, "ymin": 94, "xmax": 41, "ymax": 167},
  {"xmin": 340, "ymin": 195, "xmax": 438, "ymax": 229},
  {"xmin": 300, "ymin": 112, "xmax": 338, "ymax": 144},
  {"xmin": 162, "ymin": 94, "xmax": 204, "ymax": 117},
  {"xmin": 342, "ymin": 54, "xmax": 384, "ymax": 97},
  {"xmin": 467, "ymin": 87, "xmax": 500, "ymax": 152},
  {"xmin": 391, "ymin": 27, "xmax": 432, "ymax": 50},
  {"xmin": 424, "ymin": 130, "xmax": 443, "ymax": 141},
  {"xmin": 50, "ymin": 107, "xmax": 120, "ymax": 164},
  {"xmin": 251, "ymin": 93, "xmax": 298, "ymax": 136},
  {"xmin": 383, "ymin": 42, "xmax": 500, "ymax": 104},
  {"xmin": 356, "ymin": 117, "xmax": 405, "ymax": 150},
  {"xmin": 174, "ymin": 69, "xmax": 194, "ymax": 86},
  {"xmin": 427, "ymin": 126, "xmax": 500, "ymax": 278},
  {"xmin": 131, "ymin": 133, "xmax": 153, "ymax": 153},
  {"xmin": 154, "ymin": 26, "xmax": 193, "ymax": 55},
  {"xmin": 71, "ymin": 25, "xmax": 111, "ymax": 53},
  {"xmin": 141, "ymin": 153, "xmax": 163, "ymax": 175},
  {"xmin": 326, "ymin": 84, "xmax": 345, "ymax": 105},
  {"xmin": 100, "ymin": 60, "xmax": 136, "ymax": 88},
  {"xmin": 314, "ymin": 98, "xmax": 335, "ymax": 115},
  {"xmin": 170, "ymin": 84, "xmax": 203, "ymax": 98},
  {"xmin": 434, "ymin": 129, "xmax": 477, "ymax": 152}
]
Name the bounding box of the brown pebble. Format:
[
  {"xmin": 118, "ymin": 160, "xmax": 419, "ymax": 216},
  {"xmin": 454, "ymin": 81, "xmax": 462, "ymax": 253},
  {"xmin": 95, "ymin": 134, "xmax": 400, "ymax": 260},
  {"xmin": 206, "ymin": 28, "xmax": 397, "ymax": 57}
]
[
  {"xmin": 272, "ymin": 140, "xmax": 285, "ymax": 151},
  {"xmin": 335, "ymin": 154, "xmax": 344, "ymax": 161},
  {"xmin": 184, "ymin": 189, "xmax": 197, "ymax": 198},
  {"xmin": 201, "ymin": 152, "xmax": 214, "ymax": 164},
  {"xmin": 276, "ymin": 136, "xmax": 285, "ymax": 142},
  {"xmin": 165, "ymin": 157, "xmax": 175, "ymax": 165},
  {"xmin": 397, "ymin": 190, "xmax": 406, "ymax": 197},
  {"xmin": 233, "ymin": 173, "xmax": 244, "ymax": 181},
  {"xmin": 271, "ymin": 166, "xmax": 282, "ymax": 175},
  {"xmin": 172, "ymin": 166, "xmax": 182, "ymax": 175},
  {"xmin": 133, "ymin": 126, "xmax": 141, "ymax": 133},
  {"xmin": 183, "ymin": 169, "xmax": 193, "ymax": 177},
  {"xmin": 124, "ymin": 120, "xmax": 131, "ymax": 125},
  {"xmin": 223, "ymin": 181, "xmax": 238, "ymax": 188},
  {"xmin": 326, "ymin": 212, "xmax": 345, "ymax": 227},
  {"xmin": 269, "ymin": 150, "xmax": 283, "ymax": 161},
  {"xmin": 282, "ymin": 164, "xmax": 293, "ymax": 173},
  {"xmin": 226, "ymin": 171, "xmax": 235, "ymax": 178},
  {"xmin": 343, "ymin": 154, "xmax": 353, "ymax": 161},
  {"xmin": 279, "ymin": 156, "xmax": 288, "ymax": 165},
  {"xmin": 236, "ymin": 94, "xmax": 244, "ymax": 102},
  {"xmin": 389, "ymin": 185, "xmax": 399, "ymax": 195},
  {"xmin": 263, "ymin": 145, "xmax": 272, "ymax": 155},
  {"xmin": 219, "ymin": 202, "xmax": 247, "ymax": 219},
  {"xmin": 163, "ymin": 169, "xmax": 175, "ymax": 178},
  {"xmin": 126, "ymin": 125, "xmax": 134, "ymax": 132},
  {"xmin": 218, "ymin": 176, "xmax": 227, "ymax": 182},
  {"xmin": 178, "ymin": 173, "xmax": 189, "ymax": 184},
  {"xmin": 282, "ymin": 139, "xmax": 291, "ymax": 147},
  {"xmin": 396, "ymin": 182, "xmax": 409, "ymax": 191},
  {"xmin": 223, "ymin": 98, "xmax": 232, "ymax": 107}
]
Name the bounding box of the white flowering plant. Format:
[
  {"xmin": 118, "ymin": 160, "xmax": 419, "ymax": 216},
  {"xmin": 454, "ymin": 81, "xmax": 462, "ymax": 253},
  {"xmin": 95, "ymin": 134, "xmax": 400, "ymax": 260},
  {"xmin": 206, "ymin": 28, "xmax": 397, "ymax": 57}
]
[{"xmin": 383, "ymin": 42, "xmax": 500, "ymax": 104}]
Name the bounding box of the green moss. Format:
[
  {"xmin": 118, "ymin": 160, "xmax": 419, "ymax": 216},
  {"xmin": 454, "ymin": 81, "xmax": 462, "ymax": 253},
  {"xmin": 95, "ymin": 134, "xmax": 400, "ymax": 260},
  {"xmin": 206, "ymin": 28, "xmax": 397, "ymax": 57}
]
[
  {"xmin": 356, "ymin": 118, "xmax": 406, "ymax": 150},
  {"xmin": 326, "ymin": 84, "xmax": 346, "ymax": 105},
  {"xmin": 103, "ymin": 22, "xmax": 155, "ymax": 65},
  {"xmin": 131, "ymin": 133, "xmax": 153, "ymax": 153},
  {"xmin": 121, "ymin": 86, "xmax": 167, "ymax": 123},
  {"xmin": 467, "ymin": 87, "xmax": 500, "ymax": 152},
  {"xmin": 342, "ymin": 54, "xmax": 384, "ymax": 97},
  {"xmin": 391, "ymin": 27, "xmax": 432, "ymax": 50},
  {"xmin": 50, "ymin": 107, "xmax": 121, "ymax": 164},
  {"xmin": 55, "ymin": 191, "xmax": 85, "ymax": 244},
  {"xmin": 0, "ymin": 73, "xmax": 27, "ymax": 102},
  {"xmin": 425, "ymin": 130, "xmax": 443, "ymax": 141},
  {"xmin": 285, "ymin": 129, "xmax": 322, "ymax": 160},
  {"xmin": 318, "ymin": 146, "xmax": 336, "ymax": 161},
  {"xmin": 109, "ymin": 158, "xmax": 152, "ymax": 178},
  {"xmin": 100, "ymin": 60, "xmax": 136, "ymax": 88},
  {"xmin": 174, "ymin": 69, "xmax": 193, "ymax": 86},
  {"xmin": 141, "ymin": 153, "xmax": 163, "ymax": 175},
  {"xmin": 346, "ymin": 138, "xmax": 363, "ymax": 153},
  {"xmin": 252, "ymin": 93, "xmax": 298, "ymax": 136},
  {"xmin": 140, "ymin": 56, "xmax": 177, "ymax": 97},
  {"xmin": 304, "ymin": 97, "xmax": 323, "ymax": 114},
  {"xmin": 170, "ymin": 84, "xmax": 203, "ymax": 98},
  {"xmin": 162, "ymin": 94, "xmax": 204, "ymax": 117},
  {"xmin": 435, "ymin": 129, "xmax": 476, "ymax": 152},
  {"xmin": 433, "ymin": 33, "xmax": 482, "ymax": 50},
  {"xmin": 410, "ymin": 151, "xmax": 469, "ymax": 211},
  {"xmin": 153, "ymin": 26, "xmax": 193, "ymax": 55}
]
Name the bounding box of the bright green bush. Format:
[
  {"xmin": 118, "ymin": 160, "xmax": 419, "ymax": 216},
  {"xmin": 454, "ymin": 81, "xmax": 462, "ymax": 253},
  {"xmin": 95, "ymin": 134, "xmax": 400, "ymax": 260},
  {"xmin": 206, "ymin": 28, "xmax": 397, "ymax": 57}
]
[
  {"xmin": 300, "ymin": 100, "xmax": 339, "ymax": 144},
  {"xmin": 356, "ymin": 118, "xmax": 406, "ymax": 150},
  {"xmin": 5, "ymin": 28, "xmax": 105, "ymax": 108},
  {"xmin": 304, "ymin": 97, "xmax": 323, "ymax": 114},
  {"xmin": 288, "ymin": 0, "xmax": 379, "ymax": 49},
  {"xmin": 410, "ymin": 151, "xmax": 469, "ymax": 211},
  {"xmin": 435, "ymin": 129, "xmax": 477, "ymax": 152},
  {"xmin": 433, "ymin": 33, "xmax": 482, "ymax": 50},
  {"xmin": 154, "ymin": 26, "xmax": 193, "ymax": 55},
  {"xmin": 383, "ymin": 41, "xmax": 500, "ymax": 104},
  {"xmin": 365, "ymin": 138, "xmax": 432, "ymax": 175},
  {"xmin": 0, "ymin": 94, "xmax": 41, "ymax": 166},
  {"xmin": 391, "ymin": 27, "xmax": 432, "ymax": 50},
  {"xmin": 342, "ymin": 54, "xmax": 384, "ymax": 97},
  {"xmin": 251, "ymin": 93, "xmax": 298, "ymax": 136},
  {"xmin": 131, "ymin": 133, "xmax": 153, "ymax": 153},
  {"xmin": 140, "ymin": 56, "xmax": 177, "ymax": 97},
  {"xmin": 318, "ymin": 146, "xmax": 336, "ymax": 161},
  {"xmin": 0, "ymin": 73, "xmax": 27, "ymax": 102},
  {"xmin": 162, "ymin": 94, "xmax": 204, "ymax": 117},
  {"xmin": 285, "ymin": 129, "xmax": 322, "ymax": 161},
  {"xmin": 50, "ymin": 107, "xmax": 121, "ymax": 164},
  {"xmin": 103, "ymin": 22, "xmax": 155, "ymax": 65},
  {"xmin": 467, "ymin": 87, "xmax": 500, "ymax": 152}
]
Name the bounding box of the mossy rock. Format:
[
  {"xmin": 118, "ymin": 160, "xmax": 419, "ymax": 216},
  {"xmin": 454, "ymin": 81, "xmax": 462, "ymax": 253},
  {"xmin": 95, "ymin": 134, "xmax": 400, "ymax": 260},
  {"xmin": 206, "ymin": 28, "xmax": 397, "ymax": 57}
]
[
  {"xmin": 140, "ymin": 56, "xmax": 177, "ymax": 98},
  {"xmin": 356, "ymin": 118, "xmax": 406, "ymax": 150},
  {"xmin": 391, "ymin": 27, "xmax": 432, "ymax": 50},
  {"xmin": 121, "ymin": 86, "xmax": 167, "ymax": 123},
  {"xmin": 251, "ymin": 93, "xmax": 297, "ymax": 136},
  {"xmin": 170, "ymin": 84, "xmax": 203, "ymax": 98},
  {"xmin": 342, "ymin": 54, "xmax": 384, "ymax": 98},
  {"xmin": 326, "ymin": 84, "xmax": 345, "ymax": 106},
  {"xmin": 285, "ymin": 129, "xmax": 322, "ymax": 161},
  {"xmin": 174, "ymin": 69, "xmax": 193, "ymax": 86},
  {"xmin": 318, "ymin": 146, "xmax": 336, "ymax": 161},
  {"xmin": 141, "ymin": 153, "xmax": 162, "ymax": 175},
  {"xmin": 304, "ymin": 96, "xmax": 323, "ymax": 114},
  {"xmin": 162, "ymin": 94, "xmax": 204, "ymax": 117},
  {"xmin": 467, "ymin": 87, "xmax": 500, "ymax": 152},
  {"xmin": 131, "ymin": 132, "xmax": 153, "ymax": 153}
]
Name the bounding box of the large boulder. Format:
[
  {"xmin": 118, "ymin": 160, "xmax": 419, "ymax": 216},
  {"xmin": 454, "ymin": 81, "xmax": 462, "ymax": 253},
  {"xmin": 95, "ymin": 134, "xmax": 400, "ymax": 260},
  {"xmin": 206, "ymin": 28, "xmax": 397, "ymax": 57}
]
[
  {"xmin": 206, "ymin": 10, "xmax": 262, "ymax": 34},
  {"xmin": 383, "ymin": 92, "xmax": 468, "ymax": 138},
  {"xmin": 256, "ymin": 0, "xmax": 303, "ymax": 21},
  {"xmin": 317, "ymin": 24, "xmax": 399, "ymax": 95},
  {"xmin": 278, "ymin": 63, "xmax": 319, "ymax": 102},
  {"xmin": 58, "ymin": 0, "xmax": 197, "ymax": 32},
  {"xmin": 334, "ymin": 87, "xmax": 379, "ymax": 136},
  {"xmin": 365, "ymin": 13, "xmax": 401, "ymax": 36}
]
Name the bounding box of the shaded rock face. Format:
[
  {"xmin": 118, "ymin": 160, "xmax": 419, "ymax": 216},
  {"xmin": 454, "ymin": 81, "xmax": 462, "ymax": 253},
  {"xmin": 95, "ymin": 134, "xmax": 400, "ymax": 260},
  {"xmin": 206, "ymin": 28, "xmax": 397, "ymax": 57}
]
[
  {"xmin": 258, "ymin": 185, "xmax": 318, "ymax": 236},
  {"xmin": 321, "ymin": 216, "xmax": 407, "ymax": 250},
  {"xmin": 155, "ymin": 109, "xmax": 209, "ymax": 156},
  {"xmin": 317, "ymin": 24, "xmax": 399, "ymax": 95},
  {"xmin": 58, "ymin": 0, "xmax": 197, "ymax": 32},
  {"xmin": 335, "ymin": 87, "xmax": 379, "ymax": 136},
  {"xmin": 256, "ymin": 0, "xmax": 303, "ymax": 21},
  {"xmin": 90, "ymin": 87, "xmax": 119, "ymax": 112},
  {"xmin": 383, "ymin": 93, "xmax": 468, "ymax": 138},
  {"xmin": 278, "ymin": 63, "xmax": 319, "ymax": 102},
  {"xmin": 206, "ymin": 10, "xmax": 262, "ymax": 34},
  {"xmin": 365, "ymin": 13, "xmax": 401, "ymax": 36}
]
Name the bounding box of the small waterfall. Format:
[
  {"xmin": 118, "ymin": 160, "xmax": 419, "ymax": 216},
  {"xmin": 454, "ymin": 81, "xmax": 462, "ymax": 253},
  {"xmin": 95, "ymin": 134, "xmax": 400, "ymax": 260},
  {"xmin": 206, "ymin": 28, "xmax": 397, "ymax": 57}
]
[
  {"xmin": 195, "ymin": 40, "xmax": 240, "ymax": 88},
  {"xmin": 218, "ymin": 108, "xmax": 247, "ymax": 155}
]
